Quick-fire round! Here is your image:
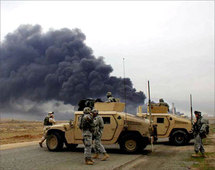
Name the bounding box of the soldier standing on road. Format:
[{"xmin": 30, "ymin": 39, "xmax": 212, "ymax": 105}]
[
  {"xmin": 79, "ymin": 107, "xmax": 95, "ymax": 165},
  {"xmin": 39, "ymin": 112, "xmax": 56, "ymax": 147},
  {"xmin": 92, "ymin": 109, "xmax": 110, "ymax": 161},
  {"xmin": 106, "ymin": 92, "xmax": 116, "ymax": 102},
  {"xmin": 192, "ymin": 111, "xmax": 208, "ymax": 158}
]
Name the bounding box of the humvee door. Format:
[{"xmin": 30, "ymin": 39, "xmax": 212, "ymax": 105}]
[
  {"xmin": 101, "ymin": 115, "xmax": 117, "ymax": 141},
  {"xmin": 153, "ymin": 116, "xmax": 170, "ymax": 136},
  {"xmin": 74, "ymin": 114, "xmax": 117, "ymax": 141}
]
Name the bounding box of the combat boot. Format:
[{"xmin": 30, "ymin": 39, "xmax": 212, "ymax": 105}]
[
  {"xmin": 101, "ymin": 153, "xmax": 109, "ymax": 161},
  {"xmin": 85, "ymin": 158, "xmax": 94, "ymax": 165},
  {"xmin": 89, "ymin": 158, "xmax": 95, "ymax": 163},
  {"xmin": 39, "ymin": 142, "xmax": 43, "ymax": 148},
  {"xmin": 191, "ymin": 153, "xmax": 200, "ymax": 157},
  {"xmin": 201, "ymin": 153, "xmax": 207, "ymax": 158},
  {"xmin": 92, "ymin": 153, "xmax": 99, "ymax": 159}
]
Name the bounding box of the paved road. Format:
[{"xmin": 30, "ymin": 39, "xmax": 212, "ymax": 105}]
[{"xmin": 0, "ymin": 144, "xmax": 151, "ymax": 170}]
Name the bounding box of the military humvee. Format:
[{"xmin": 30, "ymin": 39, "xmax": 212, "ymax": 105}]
[
  {"xmin": 44, "ymin": 102, "xmax": 156, "ymax": 153},
  {"xmin": 137, "ymin": 100, "xmax": 193, "ymax": 146}
]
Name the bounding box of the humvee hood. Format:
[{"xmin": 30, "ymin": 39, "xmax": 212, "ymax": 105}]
[
  {"xmin": 48, "ymin": 123, "xmax": 70, "ymax": 130},
  {"xmin": 172, "ymin": 115, "xmax": 191, "ymax": 124},
  {"xmin": 126, "ymin": 113, "xmax": 150, "ymax": 125}
]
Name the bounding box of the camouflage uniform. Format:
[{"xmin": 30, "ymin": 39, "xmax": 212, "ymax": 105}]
[
  {"xmin": 80, "ymin": 108, "xmax": 94, "ymax": 162},
  {"xmin": 106, "ymin": 92, "xmax": 116, "ymax": 102},
  {"xmin": 159, "ymin": 98, "xmax": 169, "ymax": 111},
  {"xmin": 39, "ymin": 112, "xmax": 56, "ymax": 147},
  {"xmin": 91, "ymin": 110, "xmax": 109, "ymax": 161},
  {"xmin": 93, "ymin": 115, "xmax": 106, "ymax": 154},
  {"xmin": 193, "ymin": 115, "xmax": 207, "ymax": 154}
]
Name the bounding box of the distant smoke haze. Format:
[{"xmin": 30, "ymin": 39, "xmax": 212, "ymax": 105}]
[
  {"xmin": 0, "ymin": 25, "xmax": 146, "ymax": 119},
  {"xmin": 0, "ymin": 99, "xmax": 74, "ymax": 120}
]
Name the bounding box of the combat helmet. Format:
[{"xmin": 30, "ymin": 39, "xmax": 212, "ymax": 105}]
[
  {"xmin": 92, "ymin": 109, "xmax": 98, "ymax": 115},
  {"xmin": 83, "ymin": 107, "xmax": 91, "ymax": 114},
  {"xmin": 48, "ymin": 112, "xmax": 54, "ymax": 115},
  {"xmin": 194, "ymin": 111, "xmax": 201, "ymax": 116},
  {"xmin": 159, "ymin": 98, "xmax": 164, "ymax": 103},
  {"xmin": 106, "ymin": 92, "xmax": 112, "ymax": 97}
]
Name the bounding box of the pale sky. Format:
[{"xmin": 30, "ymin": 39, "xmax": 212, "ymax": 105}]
[{"xmin": 1, "ymin": 1, "xmax": 214, "ymax": 116}]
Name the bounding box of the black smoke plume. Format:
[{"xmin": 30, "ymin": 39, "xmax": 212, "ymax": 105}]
[{"xmin": 0, "ymin": 25, "xmax": 146, "ymax": 115}]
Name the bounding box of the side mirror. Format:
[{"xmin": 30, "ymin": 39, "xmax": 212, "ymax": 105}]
[{"xmin": 69, "ymin": 119, "xmax": 74, "ymax": 127}]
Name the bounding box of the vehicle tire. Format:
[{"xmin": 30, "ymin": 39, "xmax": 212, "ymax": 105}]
[
  {"xmin": 46, "ymin": 132, "xmax": 63, "ymax": 151},
  {"xmin": 169, "ymin": 130, "xmax": 188, "ymax": 146},
  {"xmin": 119, "ymin": 135, "xmax": 140, "ymax": 153},
  {"xmin": 65, "ymin": 143, "xmax": 78, "ymax": 151}
]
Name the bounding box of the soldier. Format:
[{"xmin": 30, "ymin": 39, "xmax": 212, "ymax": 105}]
[
  {"xmin": 92, "ymin": 109, "xmax": 109, "ymax": 161},
  {"xmin": 39, "ymin": 112, "xmax": 56, "ymax": 147},
  {"xmin": 79, "ymin": 107, "xmax": 95, "ymax": 165},
  {"xmin": 192, "ymin": 111, "xmax": 208, "ymax": 158},
  {"xmin": 106, "ymin": 92, "xmax": 116, "ymax": 102},
  {"xmin": 159, "ymin": 98, "xmax": 169, "ymax": 111}
]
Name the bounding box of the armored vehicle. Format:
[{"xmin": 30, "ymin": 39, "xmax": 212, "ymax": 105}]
[
  {"xmin": 137, "ymin": 100, "xmax": 193, "ymax": 146},
  {"xmin": 44, "ymin": 102, "xmax": 156, "ymax": 153}
]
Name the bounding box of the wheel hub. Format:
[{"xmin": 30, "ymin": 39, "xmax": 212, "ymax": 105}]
[
  {"xmin": 49, "ymin": 135, "xmax": 58, "ymax": 149},
  {"xmin": 176, "ymin": 135, "xmax": 184, "ymax": 143},
  {"xmin": 125, "ymin": 139, "xmax": 137, "ymax": 151}
]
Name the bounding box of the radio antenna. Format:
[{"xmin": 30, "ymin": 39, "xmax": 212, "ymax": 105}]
[
  {"xmin": 123, "ymin": 58, "xmax": 127, "ymax": 112},
  {"xmin": 147, "ymin": 80, "xmax": 153, "ymax": 152},
  {"xmin": 123, "ymin": 58, "xmax": 128, "ymax": 129},
  {"xmin": 147, "ymin": 80, "xmax": 152, "ymax": 125}
]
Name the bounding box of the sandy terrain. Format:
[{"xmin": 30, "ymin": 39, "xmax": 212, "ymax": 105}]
[
  {"xmin": 0, "ymin": 119, "xmax": 43, "ymax": 145},
  {"xmin": 0, "ymin": 119, "xmax": 68, "ymax": 145}
]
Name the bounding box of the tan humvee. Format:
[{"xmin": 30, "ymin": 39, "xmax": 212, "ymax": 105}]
[
  {"xmin": 45, "ymin": 102, "xmax": 155, "ymax": 153},
  {"xmin": 137, "ymin": 102, "xmax": 193, "ymax": 146}
]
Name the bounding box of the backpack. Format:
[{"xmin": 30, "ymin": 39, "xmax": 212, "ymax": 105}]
[
  {"xmin": 205, "ymin": 124, "xmax": 209, "ymax": 135},
  {"xmin": 44, "ymin": 116, "xmax": 52, "ymax": 126},
  {"xmin": 200, "ymin": 118, "xmax": 209, "ymax": 138}
]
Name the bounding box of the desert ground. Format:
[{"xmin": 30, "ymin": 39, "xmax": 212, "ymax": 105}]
[
  {"xmin": 0, "ymin": 119, "xmax": 214, "ymax": 170},
  {"xmin": 0, "ymin": 119, "xmax": 67, "ymax": 145},
  {"xmin": 0, "ymin": 119, "xmax": 43, "ymax": 145}
]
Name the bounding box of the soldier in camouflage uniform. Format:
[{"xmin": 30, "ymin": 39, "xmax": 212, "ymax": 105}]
[
  {"xmin": 92, "ymin": 109, "xmax": 109, "ymax": 161},
  {"xmin": 79, "ymin": 107, "xmax": 95, "ymax": 165},
  {"xmin": 39, "ymin": 112, "xmax": 56, "ymax": 147},
  {"xmin": 159, "ymin": 98, "xmax": 169, "ymax": 112},
  {"xmin": 106, "ymin": 92, "xmax": 116, "ymax": 102},
  {"xmin": 192, "ymin": 111, "xmax": 208, "ymax": 158}
]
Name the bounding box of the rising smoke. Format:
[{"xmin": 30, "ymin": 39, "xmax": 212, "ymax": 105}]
[{"xmin": 0, "ymin": 25, "xmax": 146, "ymax": 118}]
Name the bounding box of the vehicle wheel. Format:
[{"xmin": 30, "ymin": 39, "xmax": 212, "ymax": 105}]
[
  {"xmin": 46, "ymin": 132, "xmax": 63, "ymax": 151},
  {"xmin": 170, "ymin": 130, "xmax": 188, "ymax": 146},
  {"xmin": 65, "ymin": 143, "xmax": 78, "ymax": 151},
  {"xmin": 119, "ymin": 135, "xmax": 140, "ymax": 153}
]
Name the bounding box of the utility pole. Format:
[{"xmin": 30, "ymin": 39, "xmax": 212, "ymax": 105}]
[
  {"xmin": 190, "ymin": 94, "xmax": 193, "ymax": 124},
  {"xmin": 172, "ymin": 103, "xmax": 175, "ymax": 114}
]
